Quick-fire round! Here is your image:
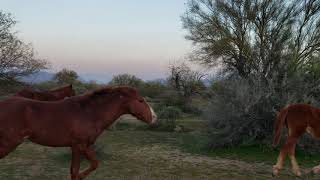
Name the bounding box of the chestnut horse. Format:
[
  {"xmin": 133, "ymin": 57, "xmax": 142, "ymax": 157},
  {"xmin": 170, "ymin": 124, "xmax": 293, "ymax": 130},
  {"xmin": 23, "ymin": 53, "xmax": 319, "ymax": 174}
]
[
  {"xmin": 0, "ymin": 86, "xmax": 157, "ymax": 180},
  {"xmin": 15, "ymin": 84, "xmax": 75, "ymax": 101},
  {"xmin": 272, "ymin": 104, "xmax": 320, "ymax": 177}
]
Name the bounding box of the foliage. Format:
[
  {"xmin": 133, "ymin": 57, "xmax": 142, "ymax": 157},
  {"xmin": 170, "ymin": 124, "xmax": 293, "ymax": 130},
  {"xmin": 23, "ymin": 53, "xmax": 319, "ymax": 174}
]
[
  {"xmin": 158, "ymin": 106, "xmax": 182, "ymax": 120},
  {"xmin": 0, "ymin": 11, "xmax": 48, "ymax": 83},
  {"xmin": 183, "ymin": 0, "xmax": 320, "ymax": 149},
  {"xmin": 36, "ymin": 79, "xmax": 102, "ymax": 95},
  {"xmin": 109, "ymin": 74, "xmax": 143, "ymax": 88},
  {"xmin": 182, "ymin": 0, "xmax": 320, "ymax": 80},
  {"xmin": 54, "ymin": 68, "xmax": 79, "ymax": 85},
  {"xmin": 138, "ymin": 80, "xmax": 167, "ymax": 98},
  {"xmin": 168, "ymin": 62, "xmax": 206, "ymax": 98},
  {"xmin": 154, "ymin": 106, "xmax": 182, "ymax": 131},
  {"xmin": 158, "ymin": 89, "xmax": 185, "ymax": 107},
  {"xmin": 0, "ymin": 79, "xmax": 26, "ymax": 96},
  {"xmin": 205, "ymin": 77, "xmax": 278, "ymax": 147},
  {"xmin": 73, "ymin": 80, "xmax": 101, "ymax": 94},
  {"xmin": 205, "ymin": 75, "xmax": 320, "ymax": 149}
]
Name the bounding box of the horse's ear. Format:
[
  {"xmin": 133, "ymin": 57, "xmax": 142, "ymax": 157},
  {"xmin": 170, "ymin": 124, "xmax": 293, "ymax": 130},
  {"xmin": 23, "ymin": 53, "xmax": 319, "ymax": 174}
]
[{"xmin": 69, "ymin": 84, "xmax": 73, "ymax": 88}]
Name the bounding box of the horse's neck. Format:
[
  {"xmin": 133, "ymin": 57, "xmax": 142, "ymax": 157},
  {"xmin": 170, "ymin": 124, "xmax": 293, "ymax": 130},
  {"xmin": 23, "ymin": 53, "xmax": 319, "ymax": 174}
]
[
  {"xmin": 80, "ymin": 96, "xmax": 129, "ymax": 130},
  {"xmin": 50, "ymin": 89, "xmax": 65, "ymax": 96}
]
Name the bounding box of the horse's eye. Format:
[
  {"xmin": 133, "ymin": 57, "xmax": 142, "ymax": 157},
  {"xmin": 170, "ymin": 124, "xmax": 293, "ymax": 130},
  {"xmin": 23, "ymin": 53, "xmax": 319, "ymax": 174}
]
[{"xmin": 138, "ymin": 99, "xmax": 144, "ymax": 103}]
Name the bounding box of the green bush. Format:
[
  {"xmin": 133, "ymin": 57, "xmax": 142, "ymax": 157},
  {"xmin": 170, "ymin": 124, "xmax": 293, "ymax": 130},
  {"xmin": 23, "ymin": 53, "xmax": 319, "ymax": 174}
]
[
  {"xmin": 158, "ymin": 106, "xmax": 182, "ymax": 119},
  {"xmin": 72, "ymin": 80, "xmax": 101, "ymax": 95},
  {"xmin": 138, "ymin": 81, "xmax": 167, "ymax": 98},
  {"xmin": 205, "ymin": 75, "xmax": 320, "ymax": 152},
  {"xmin": 35, "ymin": 80, "xmax": 102, "ymax": 95},
  {"xmin": 153, "ymin": 106, "xmax": 182, "ymax": 131}
]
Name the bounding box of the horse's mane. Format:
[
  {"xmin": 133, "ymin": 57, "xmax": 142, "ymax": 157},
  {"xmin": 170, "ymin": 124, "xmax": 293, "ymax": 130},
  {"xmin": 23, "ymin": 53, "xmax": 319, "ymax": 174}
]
[{"xmin": 85, "ymin": 86, "xmax": 137, "ymax": 99}]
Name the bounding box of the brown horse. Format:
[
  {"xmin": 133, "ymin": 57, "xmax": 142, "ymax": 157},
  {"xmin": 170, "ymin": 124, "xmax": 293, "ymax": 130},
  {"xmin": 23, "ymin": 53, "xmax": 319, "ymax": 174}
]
[
  {"xmin": 272, "ymin": 103, "xmax": 320, "ymax": 177},
  {"xmin": 0, "ymin": 86, "xmax": 157, "ymax": 180},
  {"xmin": 15, "ymin": 84, "xmax": 75, "ymax": 101}
]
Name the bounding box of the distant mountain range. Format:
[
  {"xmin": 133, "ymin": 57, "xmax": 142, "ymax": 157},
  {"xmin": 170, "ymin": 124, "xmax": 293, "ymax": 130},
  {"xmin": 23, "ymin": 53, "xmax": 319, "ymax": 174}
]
[
  {"xmin": 19, "ymin": 71, "xmax": 55, "ymax": 83},
  {"xmin": 19, "ymin": 71, "xmax": 213, "ymax": 86}
]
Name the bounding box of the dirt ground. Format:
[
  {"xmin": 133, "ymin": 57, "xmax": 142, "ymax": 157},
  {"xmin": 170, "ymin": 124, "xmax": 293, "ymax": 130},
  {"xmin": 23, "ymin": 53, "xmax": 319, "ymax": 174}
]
[{"xmin": 1, "ymin": 129, "xmax": 318, "ymax": 180}]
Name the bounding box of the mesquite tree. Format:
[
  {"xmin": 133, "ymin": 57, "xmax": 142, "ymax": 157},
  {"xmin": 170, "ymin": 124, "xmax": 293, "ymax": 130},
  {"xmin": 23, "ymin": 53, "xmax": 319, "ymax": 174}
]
[
  {"xmin": 182, "ymin": 0, "xmax": 320, "ymax": 80},
  {"xmin": 182, "ymin": 0, "xmax": 320, "ymax": 148},
  {"xmin": 0, "ymin": 11, "xmax": 47, "ymax": 82}
]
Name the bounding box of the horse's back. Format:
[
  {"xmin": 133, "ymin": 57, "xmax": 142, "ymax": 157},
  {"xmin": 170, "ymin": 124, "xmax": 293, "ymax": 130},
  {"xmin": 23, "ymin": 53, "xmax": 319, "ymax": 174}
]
[
  {"xmin": 285, "ymin": 104, "xmax": 320, "ymax": 136},
  {"xmin": 15, "ymin": 89, "xmax": 34, "ymax": 98}
]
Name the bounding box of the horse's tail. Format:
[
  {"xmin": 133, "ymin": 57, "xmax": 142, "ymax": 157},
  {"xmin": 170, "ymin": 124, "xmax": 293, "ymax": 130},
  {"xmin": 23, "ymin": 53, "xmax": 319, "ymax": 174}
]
[{"xmin": 272, "ymin": 107, "xmax": 289, "ymax": 147}]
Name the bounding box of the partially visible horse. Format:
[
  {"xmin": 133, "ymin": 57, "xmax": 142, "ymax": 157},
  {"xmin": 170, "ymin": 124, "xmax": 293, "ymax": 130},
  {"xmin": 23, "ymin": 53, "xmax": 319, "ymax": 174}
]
[
  {"xmin": 15, "ymin": 84, "xmax": 75, "ymax": 101},
  {"xmin": 272, "ymin": 104, "xmax": 320, "ymax": 177},
  {"xmin": 0, "ymin": 86, "xmax": 157, "ymax": 180}
]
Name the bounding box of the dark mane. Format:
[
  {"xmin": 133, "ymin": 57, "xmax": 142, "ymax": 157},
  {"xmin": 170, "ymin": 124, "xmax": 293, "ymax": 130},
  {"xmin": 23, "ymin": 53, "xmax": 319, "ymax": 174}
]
[{"xmin": 87, "ymin": 86, "xmax": 137, "ymax": 99}]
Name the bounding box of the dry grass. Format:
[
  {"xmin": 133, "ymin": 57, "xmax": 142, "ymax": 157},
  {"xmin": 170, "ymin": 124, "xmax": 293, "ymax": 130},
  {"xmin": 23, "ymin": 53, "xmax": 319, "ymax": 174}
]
[
  {"xmin": 0, "ymin": 130, "xmax": 314, "ymax": 180},
  {"xmin": 0, "ymin": 117, "xmax": 319, "ymax": 179}
]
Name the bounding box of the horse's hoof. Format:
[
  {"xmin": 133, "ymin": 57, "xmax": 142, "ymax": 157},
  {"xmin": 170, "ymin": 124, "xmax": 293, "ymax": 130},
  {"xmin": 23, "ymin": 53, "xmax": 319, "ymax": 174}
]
[
  {"xmin": 295, "ymin": 172, "xmax": 302, "ymax": 178},
  {"xmin": 272, "ymin": 172, "xmax": 277, "ymax": 178},
  {"xmin": 305, "ymin": 169, "xmax": 314, "ymax": 176},
  {"xmin": 312, "ymin": 166, "xmax": 320, "ymax": 175},
  {"xmin": 272, "ymin": 166, "xmax": 280, "ymax": 177}
]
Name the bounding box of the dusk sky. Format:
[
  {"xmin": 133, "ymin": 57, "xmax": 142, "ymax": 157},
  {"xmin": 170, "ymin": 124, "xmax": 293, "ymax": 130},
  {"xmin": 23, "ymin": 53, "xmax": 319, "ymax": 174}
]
[{"xmin": 2, "ymin": 0, "xmax": 192, "ymax": 82}]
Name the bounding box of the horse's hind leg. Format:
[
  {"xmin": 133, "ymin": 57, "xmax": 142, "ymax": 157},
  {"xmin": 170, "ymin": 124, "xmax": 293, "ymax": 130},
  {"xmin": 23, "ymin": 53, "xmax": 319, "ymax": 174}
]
[
  {"xmin": 312, "ymin": 164, "xmax": 320, "ymax": 174},
  {"xmin": 273, "ymin": 146, "xmax": 286, "ymax": 176},
  {"xmin": 79, "ymin": 146, "xmax": 99, "ymax": 179},
  {"xmin": 273, "ymin": 136, "xmax": 301, "ymax": 177},
  {"xmin": 287, "ymin": 137, "xmax": 301, "ymax": 177}
]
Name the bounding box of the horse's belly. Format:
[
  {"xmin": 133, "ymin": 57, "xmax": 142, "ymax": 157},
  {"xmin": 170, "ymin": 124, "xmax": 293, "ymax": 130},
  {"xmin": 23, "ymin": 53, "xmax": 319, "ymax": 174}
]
[
  {"xmin": 306, "ymin": 126, "xmax": 320, "ymax": 139},
  {"xmin": 28, "ymin": 133, "xmax": 71, "ymax": 147}
]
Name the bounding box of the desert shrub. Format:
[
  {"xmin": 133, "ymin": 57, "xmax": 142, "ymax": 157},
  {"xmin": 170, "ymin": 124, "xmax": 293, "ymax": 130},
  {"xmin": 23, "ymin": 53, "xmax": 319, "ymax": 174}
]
[
  {"xmin": 205, "ymin": 75, "xmax": 320, "ymax": 151},
  {"xmin": 159, "ymin": 90, "xmax": 185, "ymax": 107},
  {"xmin": 109, "ymin": 74, "xmax": 143, "ymax": 88},
  {"xmin": 72, "ymin": 80, "xmax": 101, "ymax": 95},
  {"xmin": 157, "ymin": 89, "xmax": 199, "ymax": 115},
  {"xmin": 205, "ymin": 77, "xmax": 277, "ymax": 147},
  {"xmin": 35, "ymin": 81, "xmax": 58, "ymax": 90},
  {"xmin": 0, "ymin": 79, "xmax": 26, "ymax": 96},
  {"xmin": 34, "ymin": 80, "xmax": 102, "ymax": 95},
  {"xmin": 139, "ymin": 81, "xmax": 167, "ymax": 98},
  {"xmin": 154, "ymin": 106, "xmax": 182, "ymax": 131},
  {"xmin": 158, "ymin": 106, "xmax": 182, "ymax": 119},
  {"xmin": 54, "ymin": 68, "xmax": 79, "ymax": 85}
]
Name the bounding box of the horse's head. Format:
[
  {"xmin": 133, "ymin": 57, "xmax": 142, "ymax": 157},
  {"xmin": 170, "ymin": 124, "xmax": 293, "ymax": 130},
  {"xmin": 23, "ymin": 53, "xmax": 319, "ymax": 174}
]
[
  {"xmin": 116, "ymin": 87, "xmax": 157, "ymax": 125},
  {"xmin": 61, "ymin": 84, "xmax": 76, "ymax": 97},
  {"xmin": 51, "ymin": 84, "xmax": 76, "ymax": 99}
]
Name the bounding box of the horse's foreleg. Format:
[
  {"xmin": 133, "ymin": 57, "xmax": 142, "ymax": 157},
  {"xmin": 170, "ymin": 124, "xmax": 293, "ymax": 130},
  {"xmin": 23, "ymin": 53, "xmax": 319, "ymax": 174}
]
[
  {"xmin": 70, "ymin": 145, "xmax": 81, "ymax": 180},
  {"xmin": 79, "ymin": 147, "xmax": 99, "ymax": 179}
]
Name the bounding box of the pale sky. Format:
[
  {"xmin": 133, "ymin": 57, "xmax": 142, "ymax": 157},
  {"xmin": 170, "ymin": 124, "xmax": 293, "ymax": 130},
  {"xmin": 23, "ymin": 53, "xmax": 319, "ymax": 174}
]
[{"xmin": 1, "ymin": 0, "xmax": 192, "ymax": 82}]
